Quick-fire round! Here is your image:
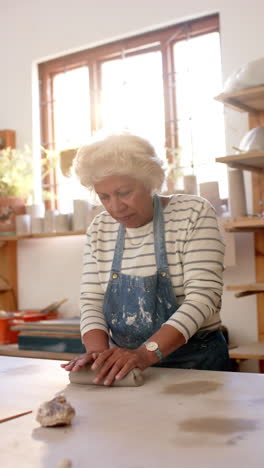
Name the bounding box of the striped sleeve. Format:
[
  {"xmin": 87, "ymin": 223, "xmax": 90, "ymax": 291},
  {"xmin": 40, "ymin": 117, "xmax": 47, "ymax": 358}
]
[
  {"xmin": 79, "ymin": 227, "xmax": 108, "ymax": 338},
  {"xmin": 165, "ymin": 199, "xmax": 225, "ymax": 342}
]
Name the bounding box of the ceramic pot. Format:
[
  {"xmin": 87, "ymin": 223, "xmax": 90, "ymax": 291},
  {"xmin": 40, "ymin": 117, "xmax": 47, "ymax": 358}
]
[{"xmin": 228, "ymin": 169, "xmax": 247, "ymax": 217}]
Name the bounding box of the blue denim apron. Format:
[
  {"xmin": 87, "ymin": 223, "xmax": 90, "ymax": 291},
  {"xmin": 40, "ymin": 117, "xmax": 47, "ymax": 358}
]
[
  {"xmin": 103, "ymin": 195, "xmax": 177, "ymax": 349},
  {"xmin": 103, "ymin": 194, "xmax": 230, "ymax": 371}
]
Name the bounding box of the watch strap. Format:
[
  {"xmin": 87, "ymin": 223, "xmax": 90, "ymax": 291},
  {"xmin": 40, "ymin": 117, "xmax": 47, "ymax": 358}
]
[{"xmin": 154, "ymin": 347, "xmax": 163, "ymax": 361}]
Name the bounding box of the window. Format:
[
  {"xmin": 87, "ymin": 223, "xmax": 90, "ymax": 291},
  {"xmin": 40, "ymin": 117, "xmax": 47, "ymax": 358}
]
[
  {"xmin": 100, "ymin": 51, "xmax": 165, "ymax": 152},
  {"xmin": 38, "ymin": 14, "xmax": 226, "ymax": 212},
  {"xmin": 173, "ymin": 31, "xmax": 226, "ymax": 197}
]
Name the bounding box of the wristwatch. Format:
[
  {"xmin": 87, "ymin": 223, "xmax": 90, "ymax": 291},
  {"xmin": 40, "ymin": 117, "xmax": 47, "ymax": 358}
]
[{"xmin": 144, "ymin": 341, "xmax": 163, "ymax": 361}]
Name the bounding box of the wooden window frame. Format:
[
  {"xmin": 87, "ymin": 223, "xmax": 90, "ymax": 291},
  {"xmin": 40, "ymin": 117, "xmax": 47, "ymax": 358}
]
[{"xmin": 39, "ymin": 14, "xmax": 219, "ymax": 208}]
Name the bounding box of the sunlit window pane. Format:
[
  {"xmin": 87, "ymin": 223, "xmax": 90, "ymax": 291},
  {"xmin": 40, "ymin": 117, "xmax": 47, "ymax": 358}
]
[
  {"xmin": 173, "ymin": 32, "xmax": 227, "ymax": 198},
  {"xmin": 52, "ymin": 67, "xmax": 91, "ymax": 212},
  {"xmin": 53, "ymin": 67, "xmax": 91, "ymax": 149},
  {"xmin": 101, "ymin": 51, "xmax": 166, "ymax": 156}
]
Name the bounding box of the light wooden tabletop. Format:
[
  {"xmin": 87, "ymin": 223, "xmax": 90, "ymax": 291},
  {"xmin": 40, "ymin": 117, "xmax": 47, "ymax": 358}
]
[{"xmin": 1, "ymin": 356, "xmax": 264, "ymax": 468}]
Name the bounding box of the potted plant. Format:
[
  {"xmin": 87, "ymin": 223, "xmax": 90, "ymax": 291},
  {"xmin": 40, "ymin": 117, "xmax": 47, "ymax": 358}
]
[{"xmin": 0, "ymin": 145, "xmax": 58, "ymax": 234}]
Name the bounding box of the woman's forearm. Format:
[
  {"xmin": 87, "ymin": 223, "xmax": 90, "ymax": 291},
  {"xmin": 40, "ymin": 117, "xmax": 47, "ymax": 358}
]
[
  {"xmin": 153, "ymin": 324, "xmax": 186, "ymax": 355},
  {"xmin": 82, "ymin": 329, "xmax": 109, "ymax": 353},
  {"xmin": 138, "ymin": 324, "xmax": 186, "ymax": 365}
]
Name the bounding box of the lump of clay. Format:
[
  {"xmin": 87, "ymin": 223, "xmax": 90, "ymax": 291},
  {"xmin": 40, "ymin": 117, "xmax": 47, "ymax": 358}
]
[
  {"xmin": 69, "ymin": 366, "xmax": 144, "ymax": 387},
  {"xmin": 36, "ymin": 395, "xmax": 75, "ymax": 427}
]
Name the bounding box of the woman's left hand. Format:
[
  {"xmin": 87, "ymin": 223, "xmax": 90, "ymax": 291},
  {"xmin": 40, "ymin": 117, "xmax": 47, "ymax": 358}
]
[{"xmin": 91, "ymin": 346, "xmax": 155, "ymax": 386}]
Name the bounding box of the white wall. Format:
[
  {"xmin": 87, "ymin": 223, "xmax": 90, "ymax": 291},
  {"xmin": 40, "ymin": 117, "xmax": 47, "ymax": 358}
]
[{"xmin": 1, "ymin": 0, "xmax": 264, "ymax": 369}]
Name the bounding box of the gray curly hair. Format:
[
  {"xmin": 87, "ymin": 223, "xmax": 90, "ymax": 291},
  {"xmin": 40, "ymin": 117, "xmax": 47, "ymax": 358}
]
[{"xmin": 73, "ymin": 133, "xmax": 167, "ymax": 193}]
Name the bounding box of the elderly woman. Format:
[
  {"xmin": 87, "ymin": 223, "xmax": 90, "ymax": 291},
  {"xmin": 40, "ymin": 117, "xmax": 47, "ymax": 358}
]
[{"xmin": 62, "ymin": 133, "xmax": 230, "ymax": 384}]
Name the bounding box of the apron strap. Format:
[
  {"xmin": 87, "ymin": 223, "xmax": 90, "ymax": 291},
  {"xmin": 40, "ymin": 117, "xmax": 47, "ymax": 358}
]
[
  {"xmin": 111, "ymin": 223, "xmax": 125, "ymax": 272},
  {"xmin": 153, "ymin": 194, "xmax": 169, "ymax": 271}
]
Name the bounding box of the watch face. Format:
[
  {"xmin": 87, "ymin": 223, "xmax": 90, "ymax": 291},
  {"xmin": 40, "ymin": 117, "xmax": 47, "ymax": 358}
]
[{"xmin": 146, "ymin": 341, "xmax": 158, "ymax": 351}]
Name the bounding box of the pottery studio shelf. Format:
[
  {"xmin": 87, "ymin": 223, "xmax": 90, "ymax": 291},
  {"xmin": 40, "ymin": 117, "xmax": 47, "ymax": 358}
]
[
  {"xmin": 215, "ymin": 85, "xmax": 264, "ymax": 113},
  {"xmin": 225, "ymin": 280, "xmax": 264, "ymax": 359},
  {"xmin": 223, "ymin": 217, "xmax": 264, "ymax": 232},
  {"xmin": 0, "ymin": 343, "xmax": 76, "ymax": 361},
  {"xmin": 215, "ymin": 85, "xmax": 264, "ymax": 371},
  {"xmin": 229, "ymin": 342, "xmax": 264, "ymax": 361},
  {"xmin": 216, "ymin": 151, "xmax": 264, "ymax": 172},
  {"xmin": 0, "ymin": 230, "xmax": 86, "ymax": 241},
  {"xmin": 226, "ymin": 283, "xmax": 264, "ymax": 298},
  {"xmin": 0, "ymin": 230, "xmax": 87, "ymax": 310}
]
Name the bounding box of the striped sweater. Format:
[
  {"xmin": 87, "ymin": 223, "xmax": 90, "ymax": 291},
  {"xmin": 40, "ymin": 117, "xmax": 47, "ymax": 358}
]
[{"xmin": 80, "ymin": 194, "xmax": 225, "ymax": 343}]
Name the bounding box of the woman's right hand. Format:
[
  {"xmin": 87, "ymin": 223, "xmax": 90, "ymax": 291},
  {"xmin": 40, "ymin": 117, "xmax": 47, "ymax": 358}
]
[
  {"xmin": 60, "ymin": 352, "xmax": 99, "ymax": 372},
  {"xmin": 61, "ymin": 330, "xmax": 109, "ymax": 372}
]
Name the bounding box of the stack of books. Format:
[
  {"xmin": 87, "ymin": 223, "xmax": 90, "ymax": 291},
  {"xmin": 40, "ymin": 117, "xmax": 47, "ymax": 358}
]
[{"xmin": 11, "ymin": 318, "xmax": 85, "ymax": 353}]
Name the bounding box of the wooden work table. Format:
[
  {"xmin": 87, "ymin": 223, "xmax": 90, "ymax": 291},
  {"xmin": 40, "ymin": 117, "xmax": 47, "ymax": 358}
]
[{"xmin": 1, "ymin": 356, "xmax": 264, "ymax": 468}]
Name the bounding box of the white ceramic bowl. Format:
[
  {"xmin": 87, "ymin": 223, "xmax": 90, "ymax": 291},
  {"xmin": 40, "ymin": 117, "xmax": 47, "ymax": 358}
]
[
  {"xmin": 223, "ymin": 57, "xmax": 264, "ymax": 93},
  {"xmin": 239, "ymin": 126, "xmax": 264, "ymax": 152}
]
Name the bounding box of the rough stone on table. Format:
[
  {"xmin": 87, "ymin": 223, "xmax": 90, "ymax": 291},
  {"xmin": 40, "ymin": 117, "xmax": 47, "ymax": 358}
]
[{"xmin": 36, "ymin": 395, "xmax": 75, "ymax": 427}]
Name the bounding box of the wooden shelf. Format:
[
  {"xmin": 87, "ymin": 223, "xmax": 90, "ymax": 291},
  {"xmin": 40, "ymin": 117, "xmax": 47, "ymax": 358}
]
[
  {"xmin": 0, "ymin": 343, "xmax": 75, "ymax": 360},
  {"xmin": 0, "ymin": 230, "xmax": 86, "ymax": 241},
  {"xmin": 223, "ymin": 217, "xmax": 264, "ymax": 232},
  {"xmin": 0, "ymin": 276, "xmax": 11, "ymax": 292},
  {"xmin": 0, "ymin": 229, "xmax": 86, "ymax": 310},
  {"xmin": 226, "ymin": 283, "xmax": 264, "ymax": 291},
  {"xmin": 216, "ymin": 151, "xmax": 264, "ymax": 172},
  {"xmin": 229, "ymin": 342, "xmax": 264, "ymax": 360},
  {"xmin": 215, "ymin": 85, "xmax": 264, "ymax": 113},
  {"xmin": 226, "ymin": 283, "xmax": 264, "ymax": 298}
]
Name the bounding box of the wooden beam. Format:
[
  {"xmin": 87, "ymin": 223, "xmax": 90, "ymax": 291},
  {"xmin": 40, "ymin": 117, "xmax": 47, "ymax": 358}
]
[
  {"xmin": 0, "ymin": 129, "xmax": 16, "ymax": 149},
  {"xmin": 0, "ymin": 241, "xmax": 17, "ymax": 310}
]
